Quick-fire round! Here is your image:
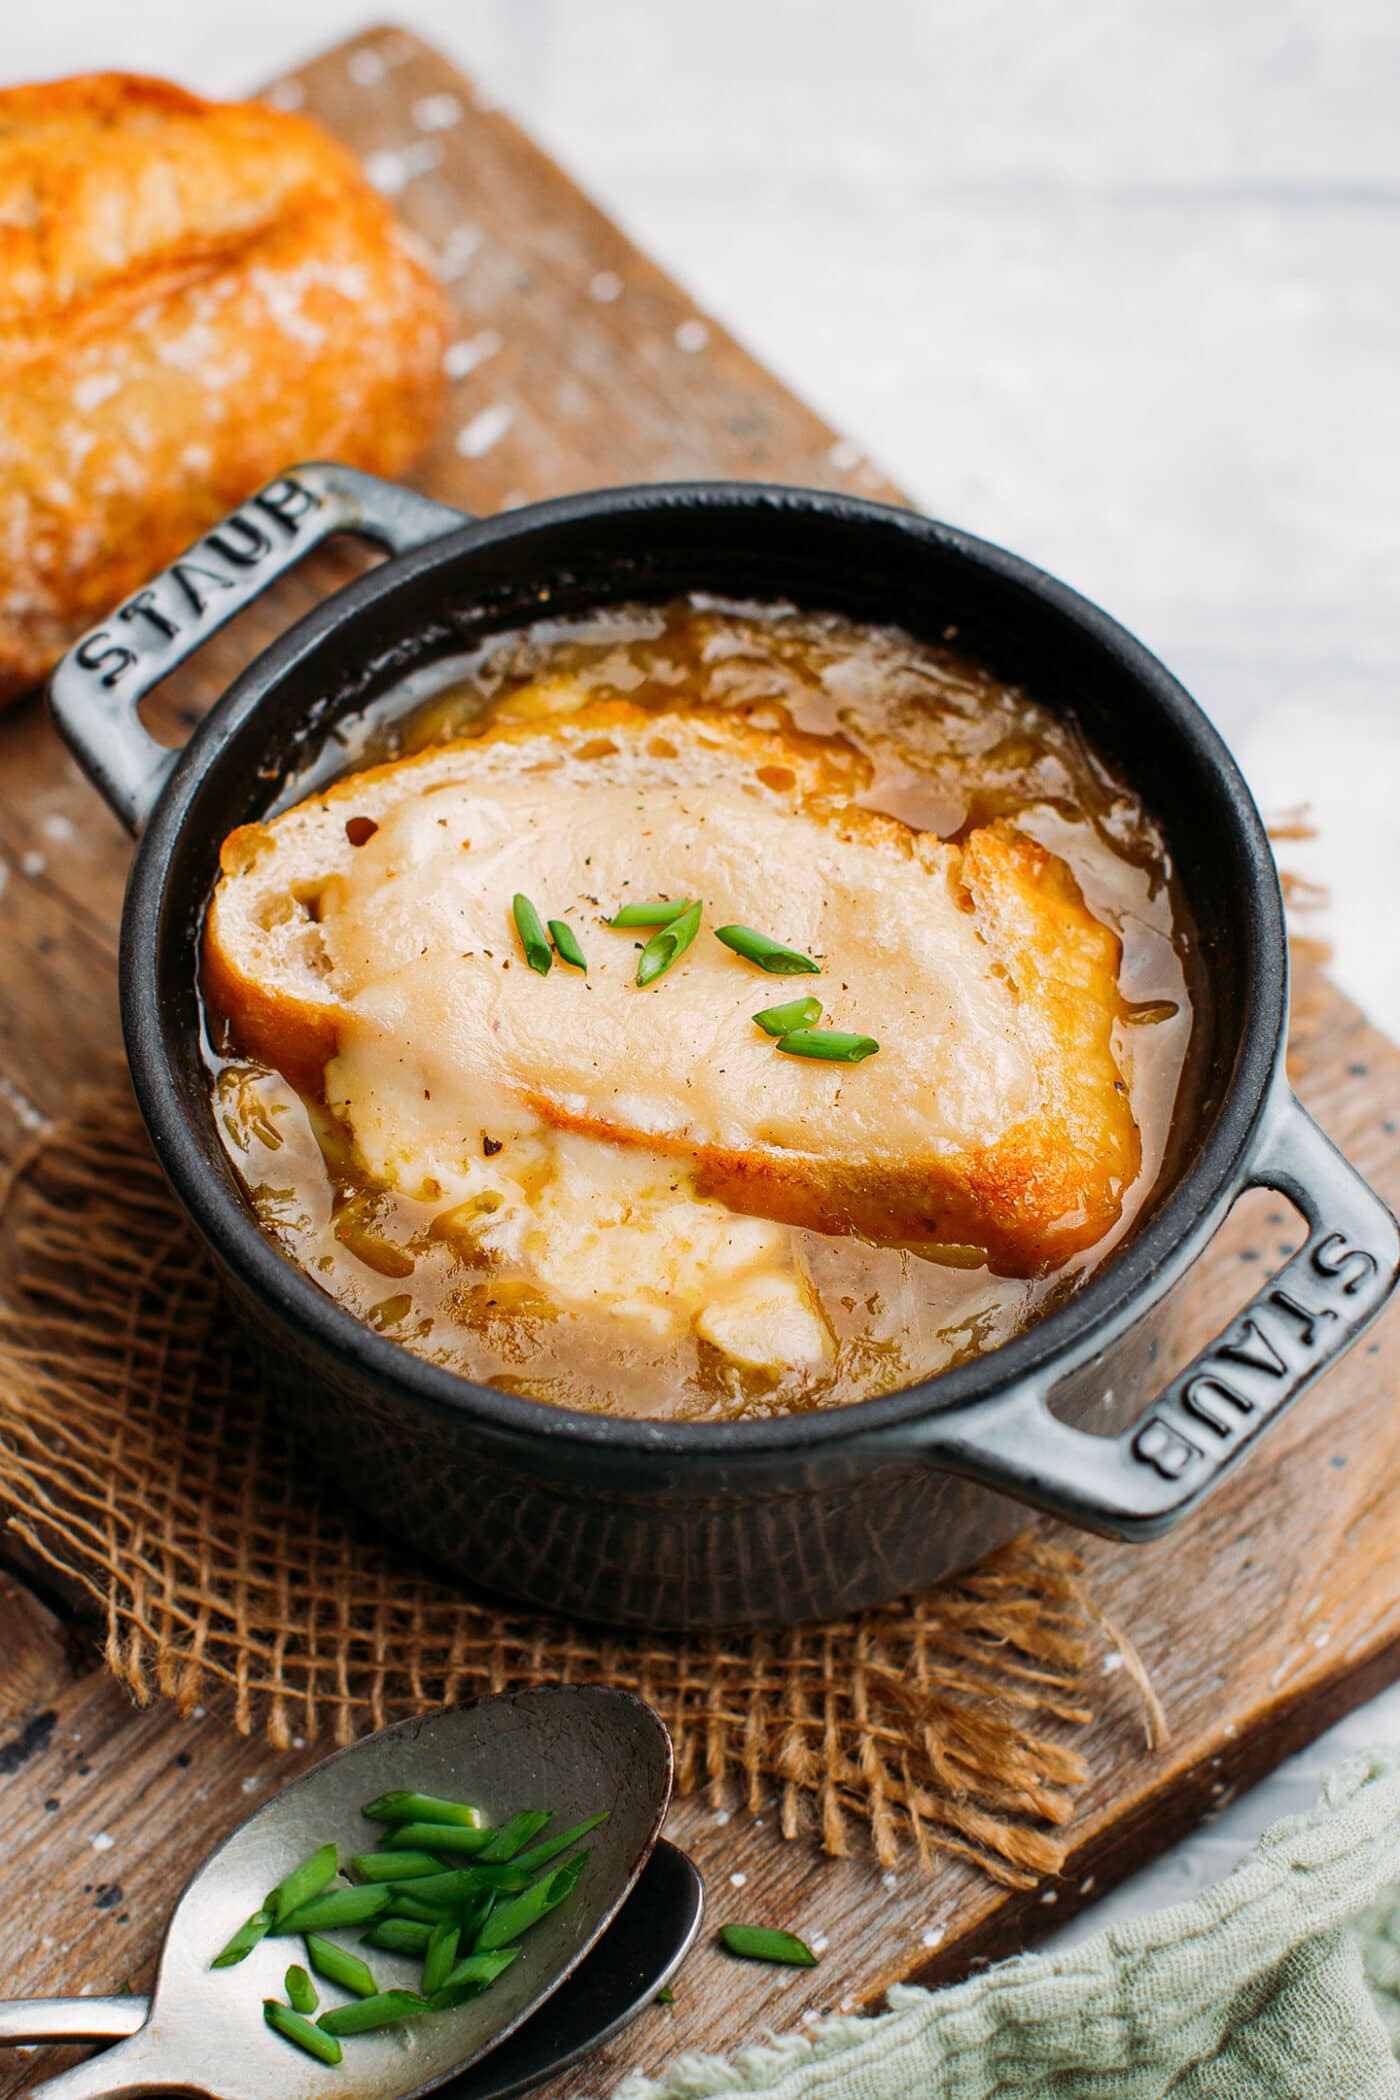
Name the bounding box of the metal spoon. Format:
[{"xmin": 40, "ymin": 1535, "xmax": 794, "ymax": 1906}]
[
  {"xmin": 0, "ymin": 1686, "xmax": 691, "ymax": 2100},
  {"xmin": 0, "ymin": 1840, "xmax": 703, "ymax": 2100}
]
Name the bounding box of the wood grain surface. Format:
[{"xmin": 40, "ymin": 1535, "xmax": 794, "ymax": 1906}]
[{"xmin": 0, "ymin": 24, "xmax": 1396, "ymax": 2093}]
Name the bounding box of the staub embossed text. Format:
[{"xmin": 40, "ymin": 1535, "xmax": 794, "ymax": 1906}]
[
  {"xmin": 73, "ymin": 478, "xmax": 323, "ymax": 689},
  {"xmin": 1131, "ymin": 1226, "xmax": 1382, "ymax": 1483}
]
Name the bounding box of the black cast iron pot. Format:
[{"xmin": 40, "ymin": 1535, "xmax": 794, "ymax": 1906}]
[{"xmin": 47, "ymin": 463, "xmax": 1400, "ymax": 1628}]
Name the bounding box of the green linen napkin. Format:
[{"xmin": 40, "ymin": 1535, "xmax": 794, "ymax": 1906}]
[{"xmin": 620, "ymin": 1748, "xmax": 1400, "ymax": 2100}]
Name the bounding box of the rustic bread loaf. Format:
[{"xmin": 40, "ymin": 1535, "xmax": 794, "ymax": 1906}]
[{"xmin": 0, "ymin": 72, "xmax": 451, "ymax": 703}]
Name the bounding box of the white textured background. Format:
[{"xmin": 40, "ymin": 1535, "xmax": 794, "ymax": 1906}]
[{"xmin": 12, "ymin": 0, "xmax": 1400, "ymax": 1945}]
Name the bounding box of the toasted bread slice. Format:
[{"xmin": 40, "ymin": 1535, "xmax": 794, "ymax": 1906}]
[{"xmin": 205, "ymin": 700, "xmax": 1139, "ymax": 1273}]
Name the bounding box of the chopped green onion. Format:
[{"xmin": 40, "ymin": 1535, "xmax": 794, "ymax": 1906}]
[
  {"xmin": 268, "ymin": 1843, "xmax": 339, "ymax": 1926},
  {"xmin": 509, "ymin": 1811, "xmax": 610, "ymax": 1876},
  {"xmin": 361, "ymin": 1791, "xmax": 483, "ymax": 1829},
  {"xmin": 457, "ymin": 1890, "xmax": 496, "ymax": 1943},
  {"xmin": 715, "ymin": 924, "xmax": 820, "ymax": 975},
  {"xmin": 752, "ymin": 995, "xmax": 823, "ymax": 1037},
  {"xmin": 210, "ymin": 1908, "xmax": 272, "ymax": 1969},
  {"xmin": 350, "ymin": 1850, "xmax": 444, "ymax": 1882},
  {"xmin": 512, "ymin": 894, "xmax": 552, "ymax": 976},
  {"xmin": 387, "ymin": 1892, "xmax": 458, "ymax": 1925},
  {"xmin": 264, "ymin": 1999, "xmax": 342, "ymax": 2066},
  {"xmin": 421, "ymin": 1920, "xmax": 461, "ymax": 1996},
  {"xmin": 275, "ymin": 1885, "xmax": 393, "ymax": 1935},
  {"xmin": 656, "ymin": 1986, "xmax": 676, "ymax": 2004},
  {"xmin": 394, "ymin": 1865, "xmax": 530, "ymax": 1905},
  {"xmin": 317, "ymin": 1991, "xmax": 429, "ymax": 2037},
  {"xmin": 476, "ymin": 1851, "xmax": 589, "ymax": 1951},
  {"xmin": 636, "ymin": 900, "xmax": 702, "ymax": 988},
  {"xmin": 548, "ymin": 919, "xmax": 587, "ymax": 971},
  {"xmin": 385, "ymin": 1822, "xmax": 497, "ymax": 1856},
  {"xmin": 284, "ymin": 1965, "xmax": 318, "ymax": 2016},
  {"xmin": 362, "ymin": 1918, "xmax": 433, "ymax": 1956},
  {"xmin": 305, "ymin": 1933, "xmax": 378, "ymax": 1999},
  {"xmin": 717, "ymin": 1923, "xmax": 819, "ymax": 1967},
  {"xmin": 775, "ymin": 1029, "xmax": 879, "ymax": 1063},
  {"xmin": 478, "ymin": 1810, "xmax": 553, "ymax": 1862},
  {"xmin": 426, "ymin": 1950, "xmax": 520, "ymax": 2010},
  {"xmin": 608, "ymin": 899, "xmax": 691, "ymax": 928}
]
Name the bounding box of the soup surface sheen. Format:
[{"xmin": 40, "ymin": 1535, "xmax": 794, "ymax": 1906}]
[{"xmin": 208, "ymin": 597, "xmax": 1195, "ymax": 1422}]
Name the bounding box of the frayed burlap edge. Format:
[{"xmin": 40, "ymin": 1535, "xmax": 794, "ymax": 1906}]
[{"xmin": 0, "ymin": 1078, "xmax": 1133, "ymax": 1887}]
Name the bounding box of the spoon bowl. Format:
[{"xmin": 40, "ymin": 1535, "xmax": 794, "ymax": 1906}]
[{"xmin": 26, "ymin": 1686, "xmax": 673, "ymax": 2100}]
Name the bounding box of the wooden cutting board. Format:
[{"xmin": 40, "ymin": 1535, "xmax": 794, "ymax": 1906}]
[{"xmin": 1, "ymin": 25, "xmax": 1397, "ymax": 2090}]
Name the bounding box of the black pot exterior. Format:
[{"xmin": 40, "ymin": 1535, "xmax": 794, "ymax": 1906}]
[
  {"xmin": 225, "ymin": 1259, "xmax": 1175, "ymax": 1625},
  {"xmin": 54, "ymin": 471, "xmax": 1397, "ymax": 1629}
]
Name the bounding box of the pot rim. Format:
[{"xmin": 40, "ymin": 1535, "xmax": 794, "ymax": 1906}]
[{"xmin": 122, "ymin": 480, "xmax": 1288, "ymax": 1460}]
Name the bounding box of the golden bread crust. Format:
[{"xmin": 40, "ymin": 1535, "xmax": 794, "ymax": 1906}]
[{"xmin": 0, "ymin": 72, "xmax": 451, "ymax": 702}]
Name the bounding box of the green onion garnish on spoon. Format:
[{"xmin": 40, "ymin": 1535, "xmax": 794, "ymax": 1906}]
[
  {"xmin": 210, "ymin": 1908, "xmax": 272, "ymax": 1969},
  {"xmin": 476, "ymin": 1850, "xmax": 590, "ymax": 1950},
  {"xmin": 317, "ymin": 1990, "xmax": 430, "ymax": 2037},
  {"xmin": 284, "ymin": 1965, "xmax": 318, "ymax": 2016},
  {"xmin": 361, "ymin": 1790, "xmax": 483, "ymax": 1828},
  {"xmin": 268, "ymin": 1843, "xmax": 339, "ymax": 1925},
  {"xmin": 305, "ymin": 1933, "xmax": 378, "ymax": 1999},
  {"xmin": 264, "ymin": 1999, "xmax": 342, "ymax": 2065}
]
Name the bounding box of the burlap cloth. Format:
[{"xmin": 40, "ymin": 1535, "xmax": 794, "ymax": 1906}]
[{"xmin": 0, "ymin": 1075, "xmax": 1163, "ymax": 1886}]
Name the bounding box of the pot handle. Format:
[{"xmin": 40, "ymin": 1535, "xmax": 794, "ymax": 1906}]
[
  {"xmin": 898, "ymin": 1088, "xmax": 1398, "ymax": 1541},
  {"xmin": 47, "ymin": 463, "xmax": 472, "ymax": 834}
]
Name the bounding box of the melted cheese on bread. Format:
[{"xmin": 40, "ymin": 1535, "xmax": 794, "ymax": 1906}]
[{"xmin": 206, "ymin": 702, "xmax": 1139, "ymax": 1345}]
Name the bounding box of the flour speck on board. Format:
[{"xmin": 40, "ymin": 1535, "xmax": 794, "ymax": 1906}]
[
  {"xmin": 412, "ymin": 93, "xmax": 463, "ymax": 133},
  {"xmin": 444, "ymin": 329, "xmax": 503, "ymax": 381},
  {"xmin": 920, "ymin": 1924, "xmax": 945, "ymax": 1948},
  {"xmin": 590, "ymin": 270, "xmax": 623, "ymax": 303},
  {"xmin": 91, "ymin": 1831, "xmax": 114, "ymax": 1852},
  {"xmin": 364, "ymin": 141, "xmax": 443, "ymax": 197},
  {"xmin": 347, "ymin": 47, "xmax": 385, "ymax": 87},
  {"xmin": 729, "ymin": 1870, "xmax": 747, "ymax": 1888},
  {"xmin": 263, "ymin": 79, "xmax": 304, "ymax": 110},
  {"xmin": 456, "ymin": 403, "xmax": 514, "ymax": 458},
  {"xmin": 674, "ymin": 318, "xmax": 709, "ymax": 353},
  {"xmin": 827, "ymin": 437, "xmax": 861, "ymax": 471},
  {"xmin": 439, "ymin": 224, "xmax": 484, "ymax": 282}
]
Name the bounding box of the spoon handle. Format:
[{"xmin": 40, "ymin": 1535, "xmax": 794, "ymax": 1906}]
[
  {"xmin": 20, "ymin": 2028, "xmax": 174, "ymax": 2100},
  {"xmin": 0, "ymin": 2000, "xmax": 148, "ymax": 2045}
]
